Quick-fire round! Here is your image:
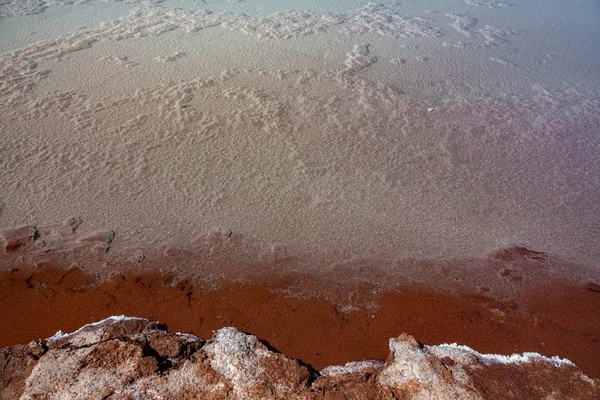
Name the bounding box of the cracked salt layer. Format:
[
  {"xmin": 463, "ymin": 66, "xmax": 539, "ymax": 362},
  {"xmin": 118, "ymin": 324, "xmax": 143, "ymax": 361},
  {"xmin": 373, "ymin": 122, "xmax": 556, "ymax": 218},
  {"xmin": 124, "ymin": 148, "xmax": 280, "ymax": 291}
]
[{"xmin": 17, "ymin": 318, "xmax": 598, "ymax": 399}]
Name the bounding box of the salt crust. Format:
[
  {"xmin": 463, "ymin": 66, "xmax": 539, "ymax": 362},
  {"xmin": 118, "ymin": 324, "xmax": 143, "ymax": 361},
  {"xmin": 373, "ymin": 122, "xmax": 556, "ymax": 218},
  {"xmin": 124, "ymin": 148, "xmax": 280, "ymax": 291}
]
[
  {"xmin": 430, "ymin": 343, "xmax": 576, "ymax": 367},
  {"xmin": 320, "ymin": 360, "xmax": 385, "ymax": 377},
  {"xmin": 47, "ymin": 315, "xmax": 139, "ymax": 341},
  {"xmin": 49, "ymin": 316, "xmax": 580, "ymax": 370},
  {"xmin": 16, "ymin": 316, "xmax": 597, "ymax": 399},
  {"xmin": 203, "ymin": 327, "xmax": 268, "ymax": 394}
]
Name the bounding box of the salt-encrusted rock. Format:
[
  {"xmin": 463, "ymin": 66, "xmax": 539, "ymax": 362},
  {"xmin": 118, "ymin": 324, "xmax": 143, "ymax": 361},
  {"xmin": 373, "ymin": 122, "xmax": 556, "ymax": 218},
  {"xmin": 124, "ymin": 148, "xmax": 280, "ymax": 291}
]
[
  {"xmin": 586, "ymin": 282, "xmax": 600, "ymax": 292},
  {"xmin": 377, "ymin": 333, "xmax": 480, "ymax": 399},
  {"xmin": 204, "ymin": 327, "xmax": 312, "ymax": 398},
  {"xmin": 1, "ymin": 316, "xmax": 598, "ymax": 399},
  {"xmin": 0, "ymin": 341, "xmax": 45, "ymax": 399}
]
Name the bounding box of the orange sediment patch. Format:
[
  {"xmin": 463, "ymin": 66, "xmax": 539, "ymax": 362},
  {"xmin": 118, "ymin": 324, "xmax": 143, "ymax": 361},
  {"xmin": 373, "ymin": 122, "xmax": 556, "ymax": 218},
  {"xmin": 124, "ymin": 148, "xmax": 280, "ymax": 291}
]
[{"xmin": 1, "ymin": 265, "xmax": 599, "ymax": 379}]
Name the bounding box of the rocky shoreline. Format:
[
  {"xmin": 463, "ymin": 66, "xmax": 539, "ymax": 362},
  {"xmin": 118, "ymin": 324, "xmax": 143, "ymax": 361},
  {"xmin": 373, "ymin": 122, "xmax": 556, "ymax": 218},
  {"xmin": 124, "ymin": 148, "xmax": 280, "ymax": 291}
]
[{"xmin": 2, "ymin": 316, "xmax": 597, "ymax": 399}]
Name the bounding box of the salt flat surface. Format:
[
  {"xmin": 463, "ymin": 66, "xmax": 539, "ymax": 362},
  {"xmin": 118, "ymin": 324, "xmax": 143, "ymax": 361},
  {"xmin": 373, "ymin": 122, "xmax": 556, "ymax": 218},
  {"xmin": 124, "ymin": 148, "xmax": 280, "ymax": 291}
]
[{"xmin": 0, "ymin": 0, "xmax": 599, "ymax": 271}]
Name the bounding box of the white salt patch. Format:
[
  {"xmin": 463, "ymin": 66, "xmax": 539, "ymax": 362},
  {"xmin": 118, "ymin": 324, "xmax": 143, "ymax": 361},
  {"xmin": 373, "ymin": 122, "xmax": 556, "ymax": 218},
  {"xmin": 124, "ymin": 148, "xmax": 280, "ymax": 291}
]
[
  {"xmin": 339, "ymin": 43, "xmax": 377, "ymax": 75},
  {"xmin": 579, "ymin": 373, "xmax": 596, "ymax": 385},
  {"xmin": 463, "ymin": 0, "xmax": 510, "ymax": 8},
  {"xmin": 321, "ymin": 360, "xmax": 384, "ymax": 376},
  {"xmin": 154, "ymin": 50, "xmax": 186, "ymax": 63},
  {"xmin": 175, "ymin": 332, "xmax": 202, "ymax": 340},
  {"xmin": 100, "ymin": 55, "xmax": 138, "ymax": 67},
  {"xmin": 489, "ymin": 56, "xmax": 516, "ymax": 66},
  {"xmin": 430, "ymin": 343, "xmax": 576, "ymax": 368},
  {"xmin": 48, "ymin": 315, "xmax": 144, "ymax": 341},
  {"xmin": 478, "ymin": 25, "xmax": 515, "ymax": 46},
  {"xmin": 446, "ymin": 13, "xmax": 477, "ymax": 37},
  {"xmin": 204, "ymin": 327, "xmax": 268, "ymax": 392},
  {"xmin": 341, "ymin": 3, "xmax": 442, "ymax": 39},
  {"xmin": 441, "ymin": 41, "xmax": 470, "ymax": 48},
  {"xmin": 378, "ymin": 335, "xmax": 477, "ymax": 398}
]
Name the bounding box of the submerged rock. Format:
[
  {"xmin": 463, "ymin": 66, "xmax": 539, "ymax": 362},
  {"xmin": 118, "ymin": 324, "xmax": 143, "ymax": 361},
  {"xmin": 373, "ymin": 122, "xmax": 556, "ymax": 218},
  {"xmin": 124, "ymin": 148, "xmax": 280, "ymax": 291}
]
[
  {"xmin": 0, "ymin": 316, "xmax": 597, "ymax": 399},
  {"xmin": 0, "ymin": 225, "xmax": 38, "ymax": 253}
]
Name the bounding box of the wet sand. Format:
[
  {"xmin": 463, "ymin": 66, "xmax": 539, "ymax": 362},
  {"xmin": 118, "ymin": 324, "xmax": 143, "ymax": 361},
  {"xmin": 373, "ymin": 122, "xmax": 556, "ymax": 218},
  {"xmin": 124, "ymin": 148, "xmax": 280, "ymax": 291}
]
[{"xmin": 2, "ymin": 260, "xmax": 599, "ymax": 379}]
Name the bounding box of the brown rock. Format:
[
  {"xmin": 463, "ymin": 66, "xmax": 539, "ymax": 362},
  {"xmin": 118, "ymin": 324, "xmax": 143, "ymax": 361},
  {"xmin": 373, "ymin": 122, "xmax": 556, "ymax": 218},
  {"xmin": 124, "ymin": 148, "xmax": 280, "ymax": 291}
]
[
  {"xmin": 491, "ymin": 246, "xmax": 547, "ymax": 262},
  {"xmin": 260, "ymin": 352, "xmax": 312, "ymax": 390},
  {"xmin": 26, "ymin": 341, "xmax": 47, "ymax": 359},
  {"xmin": 148, "ymin": 332, "xmax": 183, "ymax": 358},
  {"xmin": 586, "ymin": 282, "xmax": 600, "ymax": 293},
  {"xmin": 102, "ymin": 317, "xmax": 150, "ymax": 340},
  {"xmin": 0, "ymin": 317, "xmax": 600, "ymax": 400},
  {"xmin": 137, "ymin": 355, "xmax": 158, "ymax": 377},
  {"xmin": 0, "ymin": 226, "xmax": 38, "ymax": 253},
  {"xmin": 2, "ymin": 318, "xmax": 598, "ymax": 399},
  {"xmin": 0, "ymin": 344, "xmax": 39, "ymax": 399},
  {"xmin": 81, "ymin": 340, "xmax": 142, "ymax": 370},
  {"xmin": 441, "ymin": 356, "xmax": 455, "ymax": 367}
]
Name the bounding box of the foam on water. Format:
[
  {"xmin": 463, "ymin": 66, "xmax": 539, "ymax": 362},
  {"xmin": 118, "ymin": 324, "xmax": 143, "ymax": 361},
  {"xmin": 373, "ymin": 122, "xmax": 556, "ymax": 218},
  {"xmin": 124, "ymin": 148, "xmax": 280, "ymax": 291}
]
[{"xmin": 0, "ymin": 0, "xmax": 599, "ymax": 275}]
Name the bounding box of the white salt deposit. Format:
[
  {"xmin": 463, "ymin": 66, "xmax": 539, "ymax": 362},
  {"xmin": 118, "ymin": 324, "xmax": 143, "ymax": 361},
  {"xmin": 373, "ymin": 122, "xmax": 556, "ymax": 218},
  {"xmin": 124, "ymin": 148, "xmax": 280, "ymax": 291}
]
[
  {"xmin": 463, "ymin": 0, "xmax": 510, "ymax": 8},
  {"xmin": 48, "ymin": 315, "xmax": 141, "ymax": 341},
  {"xmin": 321, "ymin": 360, "xmax": 385, "ymax": 377},
  {"xmin": 46, "ymin": 318, "xmax": 584, "ymax": 373},
  {"xmin": 429, "ymin": 343, "xmax": 576, "ymax": 368},
  {"xmin": 446, "ymin": 13, "xmax": 477, "ymax": 37},
  {"xmin": 154, "ymin": 50, "xmax": 186, "ymax": 63},
  {"xmin": 204, "ymin": 327, "xmax": 269, "ymax": 393},
  {"xmin": 0, "ymin": 0, "xmax": 599, "ymax": 276}
]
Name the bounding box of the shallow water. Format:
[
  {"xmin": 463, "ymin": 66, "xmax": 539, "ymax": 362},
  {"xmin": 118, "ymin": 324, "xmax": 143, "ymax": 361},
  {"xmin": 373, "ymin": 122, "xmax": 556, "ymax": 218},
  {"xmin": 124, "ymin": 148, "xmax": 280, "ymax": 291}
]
[{"xmin": 1, "ymin": 0, "xmax": 599, "ymax": 272}]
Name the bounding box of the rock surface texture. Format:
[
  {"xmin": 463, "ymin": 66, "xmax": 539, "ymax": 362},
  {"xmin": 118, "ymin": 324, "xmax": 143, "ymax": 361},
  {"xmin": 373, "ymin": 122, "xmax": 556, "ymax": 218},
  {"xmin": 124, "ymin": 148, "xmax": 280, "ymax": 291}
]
[{"xmin": 1, "ymin": 317, "xmax": 597, "ymax": 399}]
